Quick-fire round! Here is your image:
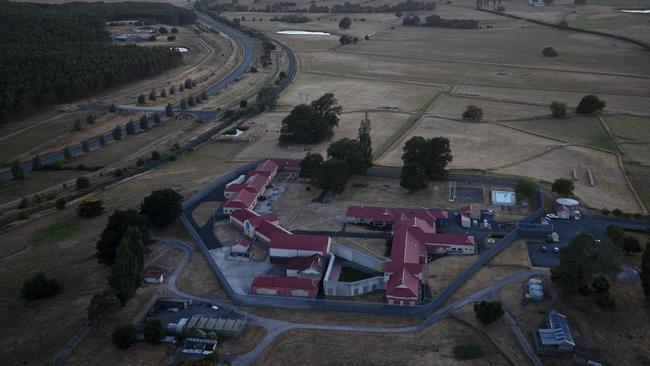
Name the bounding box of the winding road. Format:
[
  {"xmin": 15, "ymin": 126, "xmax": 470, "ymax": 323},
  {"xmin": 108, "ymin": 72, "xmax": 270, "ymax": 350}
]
[
  {"xmin": 153, "ymin": 236, "xmax": 550, "ymax": 366},
  {"xmin": 2, "ymin": 9, "xmax": 295, "ymax": 182}
]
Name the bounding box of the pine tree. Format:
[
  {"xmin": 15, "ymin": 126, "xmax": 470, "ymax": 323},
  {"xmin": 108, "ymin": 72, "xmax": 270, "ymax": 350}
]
[
  {"xmin": 188, "ymin": 95, "xmax": 196, "ymax": 107},
  {"xmin": 74, "ymin": 119, "xmax": 82, "ymax": 131},
  {"xmin": 139, "ymin": 114, "xmax": 149, "ymax": 130},
  {"xmin": 11, "ymin": 160, "xmax": 25, "ymax": 179},
  {"xmin": 165, "ymin": 103, "xmax": 173, "ymax": 117},
  {"xmin": 154, "ymin": 112, "xmax": 161, "ymax": 123},
  {"xmin": 123, "ymin": 227, "xmax": 145, "ymax": 283},
  {"xmin": 641, "ymin": 240, "xmax": 650, "ymax": 302},
  {"xmin": 179, "ymin": 82, "xmax": 184, "ymax": 92},
  {"xmin": 201, "ymin": 90, "xmax": 208, "ymax": 100},
  {"xmin": 180, "ymin": 98, "xmax": 187, "ymax": 109},
  {"xmin": 31, "ymin": 155, "xmax": 42, "ymax": 171},
  {"xmin": 113, "ymin": 126, "xmax": 123, "ymax": 141},
  {"xmin": 109, "ymin": 241, "xmax": 138, "ymax": 303},
  {"xmin": 169, "ymin": 85, "xmax": 176, "ymax": 95},
  {"xmin": 82, "ymin": 140, "xmax": 90, "ymax": 152},
  {"xmin": 126, "ymin": 121, "xmax": 135, "ymax": 135},
  {"xmin": 99, "ymin": 134, "xmax": 107, "ymax": 147},
  {"xmin": 138, "ymin": 94, "xmax": 146, "ymax": 104},
  {"xmin": 358, "ymin": 112, "xmax": 373, "ymax": 165},
  {"xmin": 63, "ymin": 146, "xmax": 72, "ymax": 160},
  {"xmin": 160, "ymin": 89, "xmax": 167, "ymax": 98},
  {"xmin": 149, "ymin": 89, "xmax": 156, "ymax": 101}
]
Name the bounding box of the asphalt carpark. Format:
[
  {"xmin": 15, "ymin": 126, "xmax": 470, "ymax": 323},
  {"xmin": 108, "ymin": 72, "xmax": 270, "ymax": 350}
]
[{"xmin": 526, "ymin": 216, "xmax": 609, "ymax": 267}]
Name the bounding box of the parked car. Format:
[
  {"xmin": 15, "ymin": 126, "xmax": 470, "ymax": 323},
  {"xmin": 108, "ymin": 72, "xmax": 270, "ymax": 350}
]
[
  {"xmin": 553, "ymin": 246, "xmax": 560, "ymax": 253},
  {"xmin": 541, "ymin": 246, "xmax": 549, "ymax": 253},
  {"xmin": 546, "ymin": 213, "xmax": 559, "ymax": 219}
]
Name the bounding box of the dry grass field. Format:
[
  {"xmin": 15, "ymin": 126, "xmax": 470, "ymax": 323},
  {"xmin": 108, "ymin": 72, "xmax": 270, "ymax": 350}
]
[
  {"xmin": 377, "ymin": 116, "xmax": 559, "ymax": 169},
  {"xmin": 501, "ymin": 279, "xmax": 650, "ymax": 366},
  {"xmin": 428, "ymin": 94, "xmax": 550, "ymax": 121},
  {"xmin": 235, "ymin": 110, "xmax": 414, "ymax": 161},
  {"xmin": 498, "ymin": 145, "xmax": 642, "ymax": 212},
  {"xmin": 254, "ymin": 319, "xmax": 509, "ymax": 366}
]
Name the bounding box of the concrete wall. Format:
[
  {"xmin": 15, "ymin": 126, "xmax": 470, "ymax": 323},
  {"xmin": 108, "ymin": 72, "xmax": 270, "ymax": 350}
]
[{"xmin": 330, "ymin": 242, "xmax": 385, "ymax": 273}]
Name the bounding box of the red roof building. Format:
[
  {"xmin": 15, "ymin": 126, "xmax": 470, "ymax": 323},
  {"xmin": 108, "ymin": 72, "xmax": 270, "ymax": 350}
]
[
  {"xmin": 223, "ymin": 189, "xmax": 258, "ymax": 214},
  {"xmin": 271, "ymin": 158, "xmax": 301, "ymax": 171},
  {"xmin": 251, "ymin": 276, "xmax": 318, "ymax": 298},
  {"xmin": 386, "ymin": 268, "xmax": 420, "ymax": 305},
  {"xmin": 346, "ymin": 206, "xmax": 448, "ymax": 227},
  {"xmin": 253, "ymin": 160, "xmax": 279, "ymax": 178},
  {"xmin": 383, "ymin": 213, "xmax": 476, "ymax": 306},
  {"xmin": 269, "ymin": 232, "xmax": 330, "ymax": 258}
]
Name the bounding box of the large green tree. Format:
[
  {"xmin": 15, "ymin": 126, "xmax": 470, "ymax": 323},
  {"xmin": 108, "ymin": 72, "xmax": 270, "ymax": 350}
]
[
  {"xmin": 109, "ymin": 241, "xmax": 139, "ymax": 303},
  {"xmin": 551, "ymin": 233, "xmax": 620, "ymax": 291},
  {"xmin": 515, "ymin": 178, "xmax": 536, "ymax": 202},
  {"xmin": 300, "ymin": 153, "xmax": 324, "ymax": 179},
  {"xmin": 326, "ymin": 138, "xmax": 369, "ymax": 174},
  {"xmin": 400, "ymin": 161, "xmax": 428, "ymax": 192},
  {"xmin": 140, "ymin": 189, "xmax": 183, "ymax": 228},
  {"xmin": 279, "ymin": 93, "xmax": 342, "ymax": 144},
  {"xmin": 358, "ymin": 112, "xmax": 373, "ymax": 165},
  {"xmin": 143, "ymin": 317, "xmax": 165, "ymax": 342},
  {"xmin": 401, "ymin": 136, "xmax": 452, "ymax": 181},
  {"xmin": 313, "ymin": 159, "xmax": 350, "ymax": 193},
  {"xmin": 87, "ymin": 290, "xmax": 121, "ymax": 325},
  {"xmin": 96, "ymin": 209, "xmax": 149, "ymax": 265},
  {"xmin": 551, "ymin": 178, "xmax": 575, "ymax": 196},
  {"xmin": 256, "ymin": 86, "xmax": 279, "ymax": 111}
]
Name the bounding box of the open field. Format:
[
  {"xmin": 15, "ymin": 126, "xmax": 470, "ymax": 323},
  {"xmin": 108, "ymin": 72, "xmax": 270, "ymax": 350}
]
[
  {"xmin": 604, "ymin": 114, "xmax": 650, "ymax": 165},
  {"xmin": 377, "ymin": 116, "xmax": 559, "ymax": 170},
  {"xmin": 235, "ymin": 110, "xmax": 414, "ymax": 161},
  {"xmin": 501, "ymin": 115, "xmax": 616, "ymax": 151},
  {"xmin": 428, "ymin": 95, "xmax": 550, "ymax": 121},
  {"xmin": 625, "ymin": 163, "xmax": 650, "ymax": 211},
  {"xmin": 254, "ymin": 319, "xmax": 509, "ymax": 366},
  {"xmin": 501, "ymin": 278, "xmax": 650, "ymax": 366},
  {"xmin": 453, "ymin": 305, "xmax": 534, "ymax": 366},
  {"xmin": 498, "ymin": 145, "xmax": 642, "ymax": 212},
  {"xmin": 278, "ymin": 73, "xmax": 440, "ymax": 113}
]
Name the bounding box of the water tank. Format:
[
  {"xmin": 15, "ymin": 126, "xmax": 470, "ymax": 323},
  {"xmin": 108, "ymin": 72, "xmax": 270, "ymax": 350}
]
[
  {"xmin": 529, "ymin": 284, "xmax": 543, "ymax": 291},
  {"xmin": 528, "ymin": 290, "xmax": 544, "ymax": 301},
  {"xmin": 528, "ymin": 278, "xmax": 543, "ymax": 285}
]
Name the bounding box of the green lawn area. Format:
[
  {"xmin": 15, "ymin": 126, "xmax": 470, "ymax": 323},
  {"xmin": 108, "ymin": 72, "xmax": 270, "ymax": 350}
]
[
  {"xmin": 502, "ymin": 116, "xmax": 617, "ymax": 151},
  {"xmin": 604, "ymin": 115, "xmax": 650, "ymax": 144},
  {"xmin": 35, "ymin": 220, "xmax": 83, "ymax": 243},
  {"xmin": 338, "ymin": 266, "xmax": 375, "ymax": 282},
  {"xmin": 568, "ymin": 16, "xmax": 646, "ymax": 29},
  {"xmin": 624, "ymin": 162, "xmax": 650, "ymax": 212}
]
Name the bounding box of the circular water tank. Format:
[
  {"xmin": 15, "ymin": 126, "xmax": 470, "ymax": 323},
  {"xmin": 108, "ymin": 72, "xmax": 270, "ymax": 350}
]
[
  {"xmin": 556, "ymin": 198, "xmax": 579, "ymax": 207},
  {"xmin": 528, "ymin": 278, "xmax": 543, "ymax": 285},
  {"xmin": 529, "ymin": 284, "xmax": 543, "ymax": 291}
]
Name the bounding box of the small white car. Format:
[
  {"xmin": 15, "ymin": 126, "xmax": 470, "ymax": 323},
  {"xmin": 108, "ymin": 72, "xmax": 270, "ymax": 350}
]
[
  {"xmin": 553, "ymin": 247, "xmax": 560, "ymax": 254},
  {"xmin": 546, "ymin": 213, "xmax": 559, "ymax": 219},
  {"xmin": 211, "ymin": 305, "xmax": 219, "ymax": 311}
]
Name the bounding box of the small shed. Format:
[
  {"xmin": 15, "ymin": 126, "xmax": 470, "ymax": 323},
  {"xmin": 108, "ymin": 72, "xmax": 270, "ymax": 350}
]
[
  {"xmin": 144, "ymin": 271, "xmax": 164, "ymax": 284},
  {"xmin": 555, "ymin": 205, "xmax": 571, "ymax": 220},
  {"xmin": 231, "ymin": 238, "xmax": 251, "ymax": 254}
]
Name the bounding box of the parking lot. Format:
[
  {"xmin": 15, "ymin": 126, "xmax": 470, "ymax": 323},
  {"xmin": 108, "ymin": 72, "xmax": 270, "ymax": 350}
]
[{"xmin": 526, "ymin": 215, "xmax": 610, "ymax": 267}]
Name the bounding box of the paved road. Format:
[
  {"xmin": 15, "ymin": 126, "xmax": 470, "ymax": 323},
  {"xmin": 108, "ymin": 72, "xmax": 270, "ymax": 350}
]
[{"xmin": 151, "ymin": 235, "xmax": 550, "ymax": 366}]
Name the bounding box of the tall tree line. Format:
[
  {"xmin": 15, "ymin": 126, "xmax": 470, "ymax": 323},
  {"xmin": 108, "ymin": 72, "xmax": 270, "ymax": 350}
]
[{"xmin": 0, "ymin": 2, "xmax": 190, "ymax": 123}]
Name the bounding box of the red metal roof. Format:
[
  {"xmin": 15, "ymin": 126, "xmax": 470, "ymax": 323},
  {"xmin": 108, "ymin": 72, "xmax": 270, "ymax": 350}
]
[
  {"xmin": 251, "ymin": 276, "xmax": 318, "ymax": 291},
  {"xmin": 347, "ymin": 206, "xmax": 448, "ymax": 225},
  {"xmin": 254, "ymin": 160, "xmax": 279, "ymax": 176},
  {"xmin": 284, "ymin": 254, "xmax": 323, "ymax": 271},
  {"xmin": 256, "ymin": 219, "xmax": 291, "ymax": 239},
  {"xmin": 430, "ymin": 233, "xmax": 476, "ymax": 246},
  {"xmin": 386, "ymin": 268, "xmax": 419, "ymax": 299},
  {"xmin": 270, "ymin": 232, "xmax": 330, "ymax": 253},
  {"xmin": 234, "ymin": 238, "xmax": 251, "ymax": 248},
  {"xmin": 231, "ymin": 208, "xmax": 258, "ymax": 222},
  {"xmin": 224, "ymin": 189, "xmax": 257, "ymax": 208},
  {"xmin": 244, "ymin": 174, "xmax": 269, "ymax": 194}
]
